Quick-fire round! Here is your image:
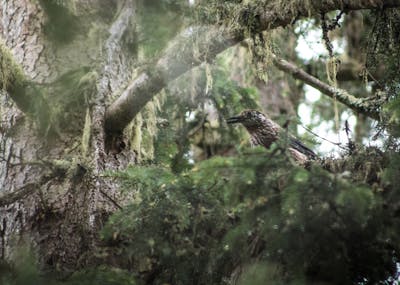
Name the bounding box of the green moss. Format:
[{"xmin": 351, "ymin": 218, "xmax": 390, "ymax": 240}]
[
  {"xmin": 0, "ymin": 41, "xmax": 57, "ymax": 133},
  {"xmin": 1, "ymin": 42, "xmax": 98, "ymax": 136},
  {"xmin": 128, "ymin": 112, "xmax": 143, "ymax": 160},
  {"xmin": 0, "ymin": 40, "xmax": 26, "ymax": 92},
  {"xmin": 40, "ymin": 0, "xmax": 81, "ymax": 44},
  {"xmin": 127, "ymin": 100, "xmax": 161, "ymax": 163},
  {"xmin": 47, "ymin": 68, "xmax": 97, "ymax": 134}
]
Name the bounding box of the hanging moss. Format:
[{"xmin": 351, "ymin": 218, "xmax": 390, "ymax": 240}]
[
  {"xmin": 128, "ymin": 112, "xmax": 143, "ymax": 160},
  {"xmin": 1, "ymin": 41, "xmax": 99, "ymax": 137},
  {"xmin": 127, "ymin": 99, "xmax": 162, "ymax": 163},
  {"xmin": 46, "ymin": 68, "xmax": 97, "ymax": 134},
  {"xmin": 40, "ymin": 0, "xmax": 81, "ymax": 44},
  {"xmin": 81, "ymin": 108, "xmax": 92, "ymax": 157}
]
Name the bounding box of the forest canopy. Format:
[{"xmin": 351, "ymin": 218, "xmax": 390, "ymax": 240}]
[{"xmin": 1, "ymin": 0, "xmax": 400, "ymax": 285}]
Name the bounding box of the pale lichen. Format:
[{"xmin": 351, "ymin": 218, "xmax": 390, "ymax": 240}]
[
  {"xmin": 129, "ymin": 112, "xmax": 143, "ymax": 160},
  {"xmin": 81, "ymin": 108, "xmax": 92, "ymax": 157},
  {"xmin": 127, "ymin": 98, "xmax": 162, "ymax": 162}
]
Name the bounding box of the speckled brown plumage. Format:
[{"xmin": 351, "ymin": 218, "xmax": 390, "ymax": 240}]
[{"xmin": 227, "ymin": 109, "xmax": 317, "ymax": 163}]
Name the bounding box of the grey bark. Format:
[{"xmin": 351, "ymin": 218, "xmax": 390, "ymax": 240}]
[
  {"xmin": 0, "ymin": 0, "xmax": 137, "ymax": 271},
  {"xmin": 0, "ymin": 0, "xmax": 399, "ymax": 274},
  {"xmin": 272, "ymin": 56, "xmax": 382, "ymax": 120},
  {"xmin": 104, "ymin": 0, "xmax": 400, "ymax": 137}
]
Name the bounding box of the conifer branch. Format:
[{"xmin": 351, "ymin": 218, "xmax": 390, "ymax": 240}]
[{"xmin": 104, "ymin": 0, "xmax": 398, "ymax": 135}]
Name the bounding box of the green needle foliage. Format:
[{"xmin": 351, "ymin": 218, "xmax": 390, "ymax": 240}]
[
  {"xmin": 99, "ymin": 146, "xmax": 400, "ymax": 285},
  {"xmin": 2, "ymin": 2, "xmax": 400, "ymax": 285},
  {"xmin": 0, "ymin": 247, "xmax": 137, "ymax": 285}
]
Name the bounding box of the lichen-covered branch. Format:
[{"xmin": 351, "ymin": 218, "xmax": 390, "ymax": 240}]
[
  {"xmin": 0, "ymin": 41, "xmax": 25, "ymax": 91},
  {"xmin": 104, "ymin": 25, "xmax": 234, "ymax": 135},
  {"xmin": 272, "ymin": 56, "xmax": 381, "ymax": 120},
  {"xmin": 105, "ymin": 0, "xmax": 399, "ymax": 135},
  {"xmin": 0, "ymin": 41, "xmax": 52, "ymax": 131}
]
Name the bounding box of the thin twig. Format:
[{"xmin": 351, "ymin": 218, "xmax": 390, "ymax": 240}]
[
  {"xmin": 99, "ymin": 188, "xmax": 122, "ymax": 210},
  {"xmin": 105, "ymin": 1, "xmax": 399, "ymax": 135},
  {"xmin": 0, "ymin": 175, "xmax": 54, "ymax": 207},
  {"xmin": 299, "ymin": 124, "xmax": 346, "ymax": 150}
]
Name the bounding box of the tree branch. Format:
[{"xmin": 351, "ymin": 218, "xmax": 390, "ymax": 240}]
[
  {"xmin": 0, "ymin": 173, "xmax": 57, "ymax": 207},
  {"xmin": 104, "ymin": 25, "xmax": 234, "ymax": 135},
  {"xmin": 0, "ymin": 41, "xmax": 52, "ymax": 132},
  {"xmin": 272, "ymin": 56, "xmax": 381, "ymax": 120},
  {"xmin": 0, "ymin": 182, "xmax": 38, "ymax": 207},
  {"xmin": 0, "ymin": 159, "xmax": 70, "ymax": 207},
  {"xmin": 105, "ymin": 0, "xmax": 399, "ymax": 135}
]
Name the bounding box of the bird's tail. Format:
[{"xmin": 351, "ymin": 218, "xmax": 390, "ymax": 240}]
[{"xmin": 289, "ymin": 137, "xmax": 318, "ymax": 160}]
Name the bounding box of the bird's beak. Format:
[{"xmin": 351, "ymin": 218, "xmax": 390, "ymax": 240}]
[{"xmin": 226, "ymin": 115, "xmax": 243, "ymax": 124}]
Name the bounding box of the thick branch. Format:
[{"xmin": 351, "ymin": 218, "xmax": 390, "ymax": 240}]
[
  {"xmin": 105, "ymin": 0, "xmax": 399, "ymax": 134},
  {"xmin": 272, "ymin": 56, "xmax": 381, "ymax": 120},
  {"xmin": 0, "ymin": 41, "xmax": 52, "ymax": 131},
  {"xmin": 104, "ymin": 25, "xmax": 234, "ymax": 134}
]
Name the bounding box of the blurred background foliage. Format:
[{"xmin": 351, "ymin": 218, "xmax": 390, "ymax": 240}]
[{"xmin": 3, "ymin": 0, "xmax": 400, "ymax": 284}]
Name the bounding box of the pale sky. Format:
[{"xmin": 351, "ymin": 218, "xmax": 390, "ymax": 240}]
[{"xmin": 295, "ymin": 22, "xmax": 357, "ymax": 156}]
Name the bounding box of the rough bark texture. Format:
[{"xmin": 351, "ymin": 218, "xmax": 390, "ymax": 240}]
[
  {"xmin": 1, "ymin": 0, "xmax": 48, "ymax": 262},
  {"xmin": 1, "ymin": 0, "xmax": 400, "ymax": 274},
  {"xmin": 272, "ymin": 56, "xmax": 382, "ymax": 120},
  {"xmin": 0, "ymin": 0, "xmax": 48, "ymax": 82},
  {"xmin": 104, "ymin": 0, "xmax": 400, "ymax": 137},
  {"xmin": 0, "ymin": 0, "xmax": 137, "ymax": 272}
]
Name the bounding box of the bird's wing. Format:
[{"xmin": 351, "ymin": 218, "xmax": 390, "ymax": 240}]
[{"xmin": 289, "ymin": 136, "xmax": 318, "ymax": 160}]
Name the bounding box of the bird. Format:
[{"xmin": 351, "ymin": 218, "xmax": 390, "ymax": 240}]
[{"xmin": 226, "ymin": 109, "xmax": 317, "ymax": 164}]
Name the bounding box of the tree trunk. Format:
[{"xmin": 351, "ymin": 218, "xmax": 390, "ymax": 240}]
[
  {"xmin": 1, "ymin": 0, "xmax": 399, "ymax": 275},
  {"xmin": 0, "ymin": 0, "xmax": 137, "ymax": 272}
]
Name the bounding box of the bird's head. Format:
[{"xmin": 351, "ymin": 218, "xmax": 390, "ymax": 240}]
[{"xmin": 226, "ymin": 109, "xmax": 267, "ymax": 128}]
